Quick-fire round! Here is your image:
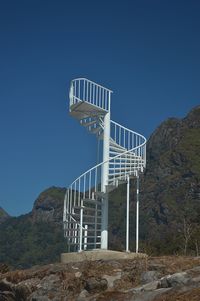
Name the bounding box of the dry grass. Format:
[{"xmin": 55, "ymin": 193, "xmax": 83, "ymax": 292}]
[{"xmin": 148, "ymin": 256, "xmax": 200, "ymax": 275}]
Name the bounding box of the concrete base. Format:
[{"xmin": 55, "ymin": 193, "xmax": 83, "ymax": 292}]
[{"xmin": 61, "ymin": 249, "xmax": 147, "ymax": 263}]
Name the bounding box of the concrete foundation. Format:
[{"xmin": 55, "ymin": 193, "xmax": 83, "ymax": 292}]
[{"xmin": 61, "ymin": 249, "xmax": 147, "ymax": 264}]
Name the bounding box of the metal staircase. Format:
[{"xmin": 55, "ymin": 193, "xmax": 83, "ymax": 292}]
[{"xmin": 63, "ymin": 78, "xmax": 146, "ymax": 252}]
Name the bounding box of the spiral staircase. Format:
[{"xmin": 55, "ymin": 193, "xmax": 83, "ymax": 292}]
[{"xmin": 63, "ymin": 78, "xmax": 146, "ymax": 252}]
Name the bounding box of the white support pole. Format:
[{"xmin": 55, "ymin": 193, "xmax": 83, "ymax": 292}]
[
  {"xmin": 79, "ymin": 205, "xmax": 83, "ymax": 252},
  {"xmin": 101, "ymin": 94, "xmax": 111, "ymax": 250},
  {"xmin": 136, "ymin": 171, "xmax": 139, "ymax": 253},
  {"xmin": 84, "ymin": 225, "xmax": 88, "ymax": 250},
  {"xmin": 126, "ymin": 176, "xmax": 130, "ymax": 252}
]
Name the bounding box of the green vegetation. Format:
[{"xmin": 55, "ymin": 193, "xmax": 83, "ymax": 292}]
[{"xmin": 0, "ymin": 215, "xmax": 67, "ymax": 268}]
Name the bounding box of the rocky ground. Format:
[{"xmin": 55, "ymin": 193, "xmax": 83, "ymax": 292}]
[{"xmin": 1, "ymin": 256, "xmax": 200, "ymax": 300}]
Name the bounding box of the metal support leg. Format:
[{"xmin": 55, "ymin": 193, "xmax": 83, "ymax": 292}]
[
  {"xmin": 136, "ymin": 171, "xmax": 139, "ymax": 253},
  {"xmin": 84, "ymin": 225, "xmax": 88, "ymax": 250},
  {"xmin": 126, "ymin": 176, "xmax": 130, "ymax": 252},
  {"xmin": 79, "ymin": 205, "xmax": 83, "ymax": 252}
]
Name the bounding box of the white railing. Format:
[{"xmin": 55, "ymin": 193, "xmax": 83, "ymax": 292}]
[
  {"xmin": 69, "ymin": 78, "xmax": 112, "ymax": 112},
  {"xmin": 110, "ymin": 120, "xmax": 146, "ymax": 166},
  {"xmin": 63, "ymin": 130, "xmax": 146, "ymax": 250}
]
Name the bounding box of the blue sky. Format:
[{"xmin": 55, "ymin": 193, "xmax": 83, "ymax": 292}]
[{"xmin": 0, "ymin": 0, "xmax": 200, "ymax": 216}]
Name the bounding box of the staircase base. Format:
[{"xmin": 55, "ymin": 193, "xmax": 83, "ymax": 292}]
[{"xmin": 61, "ymin": 250, "xmax": 147, "ymax": 263}]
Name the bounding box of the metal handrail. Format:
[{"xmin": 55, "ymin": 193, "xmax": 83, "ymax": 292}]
[
  {"xmin": 72, "ymin": 78, "xmax": 113, "ymax": 93},
  {"xmin": 69, "ymin": 78, "xmax": 112, "ymax": 112}
]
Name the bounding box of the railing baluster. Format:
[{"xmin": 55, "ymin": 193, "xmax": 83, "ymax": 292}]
[
  {"xmin": 89, "ymin": 171, "xmax": 91, "ymax": 199},
  {"xmin": 96, "ymin": 86, "xmax": 99, "ymax": 107},
  {"xmin": 86, "ymin": 80, "xmax": 88, "ymax": 101},
  {"xmin": 92, "ymin": 83, "xmax": 95, "ymax": 104},
  {"xmin": 83, "ymin": 80, "xmax": 85, "ymax": 101},
  {"xmin": 99, "ymin": 87, "xmax": 101, "ymax": 108},
  {"xmin": 74, "ymin": 182, "xmax": 76, "ymax": 206},
  {"xmin": 90, "ymin": 82, "xmax": 92, "ymax": 103},
  {"xmin": 83, "ymin": 174, "xmax": 86, "ymax": 199},
  {"xmin": 124, "ymin": 128, "xmax": 125, "ymax": 148},
  {"xmin": 78, "ymin": 179, "xmax": 80, "ymax": 207}
]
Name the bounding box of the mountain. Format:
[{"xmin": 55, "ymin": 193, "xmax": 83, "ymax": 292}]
[
  {"xmin": 0, "ymin": 187, "xmax": 67, "ymax": 268},
  {"xmin": 0, "ymin": 207, "xmax": 10, "ymax": 224},
  {"xmin": 0, "ymin": 106, "xmax": 200, "ymax": 268},
  {"xmin": 109, "ymin": 105, "xmax": 200, "ymax": 255}
]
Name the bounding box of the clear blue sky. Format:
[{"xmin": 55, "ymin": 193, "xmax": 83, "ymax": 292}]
[{"xmin": 0, "ymin": 0, "xmax": 200, "ymax": 216}]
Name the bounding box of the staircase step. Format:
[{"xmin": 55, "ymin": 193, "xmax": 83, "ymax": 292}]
[
  {"xmin": 67, "ymin": 212, "xmax": 101, "ymax": 219},
  {"xmin": 110, "ymin": 138, "xmax": 127, "ymax": 149},
  {"xmin": 89, "ymin": 127, "xmax": 101, "ymax": 134},
  {"xmin": 65, "ymin": 221, "xmax": 102, "ymax": 226},
  {"xmin": 106, "ymin": 184, "xmax": 117, "ymax": 193},
  {"xmin": 109, "ymin": 151, "xmax": 136, "ymax": 156},
  {"xmin": 94, "ymin": 191, "xmax": 106, "ymax": 199},
  {"xmin": 81, "ymin": 119, "xmax": 96, "ymax": 127},
  {"xmin": 109, "ymin": 146, "xmax": 127, "ymax": 153},
  {"xmin": 73, "ymin": 206, "xmax": 101, "ymax": 212},
  {"xmin": 83, "ymin": 198, "xmax": 102, "ymax": 205}
]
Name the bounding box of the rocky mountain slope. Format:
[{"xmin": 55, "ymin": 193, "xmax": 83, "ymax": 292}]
[
  {"xmin": 0, "ymin": 208, "xmax": 10, "ymax": 225},
  {"xmin": 0, "ymin": 106, "xmax": 200, "ymax": 268},
  {"xmin": 139, "ymin": 105, "xmax": 200, "ymax": 254},
  {"xmin": 109, "ymin": 105, "xmax": 200, "ymax": 254},
  {"xmin": 0, "ymin": 187, "xmax": 66, "ymax": 268}
]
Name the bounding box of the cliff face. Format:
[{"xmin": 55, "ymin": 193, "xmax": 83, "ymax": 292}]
[
  {"xmin": 31, "ymin": 187, "xmax": 65, "ymax": 223},
  {"xmin": 142, "ymin": 106, "xmax": 200, "ymax": 222},
  {"xmin": 109, "ymin": 106, "xmax": 200, "ymax": 254},
  {"xmin": 0, "ymin": 188, "xmax": 67, "ymax": 268}
]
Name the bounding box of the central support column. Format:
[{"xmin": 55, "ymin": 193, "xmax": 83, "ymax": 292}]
[{"xmin": 101, "ymin": 111, "xmax": 110, "ymax": 249}]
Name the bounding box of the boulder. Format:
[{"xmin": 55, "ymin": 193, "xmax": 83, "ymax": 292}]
[
  {"xmin": 85, "ymin": 277, "xmax": 107, "ymax": 293},
  {"xmin": 140, "ymin": 270, "xmax": 161, "ymax": 284}
]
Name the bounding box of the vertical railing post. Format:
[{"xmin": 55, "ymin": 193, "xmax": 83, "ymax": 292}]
[
  {"xmin": 84, "ymin": 225, "xmax": 88, "ymax": 250},
  {"xmin": 79, "ymin": 201, "xmax": 83, "ymax": 252},
  {"xmin": 136, "ymin": 171, "xmax": 140, "ymax": 253},
  {"xmin": 126, "ymin": 175, "xmax": 130, "ymax": 252}
]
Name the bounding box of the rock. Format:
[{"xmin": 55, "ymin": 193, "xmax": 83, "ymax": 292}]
[
  {"xmin": 85, "ymin": 277, "xmax": 107, "ymax": 293},
  {"xmin": 159, "ymin": 276, "xmax": 169, "ymax": 288},
  {"xmin": 15, "ymin": 283, "xmax": 32, "ymax": 300},
  {"xmin": 160, "ymin": 272, "xmax": 190, "ymax": 288},
  {"xmin": 0, "ymin": 279, "xmax": 13, "ymax": 292},
  {"xmin": 75, "ymin": 271, "xmax": 82, "ymax": 278},
  {"xmin": 167, "ymin": 272, "xmax": 190, "ymax": 287},
  {"xmin": 102, "ymin": 272, "xmax": 121, "ymax": 288},
  {"xmin": 140, "ymin": 270, "xmax": 161, "ymax": 284},
  {"xmin": 0, "ymin": 291, "xmax": 16, "ymax": 301},
  {"xmin": 142, "ymin": 280, "xmax": 160, "ymax": 291},
  {"xmin": 77, "ymin": 289, "xmax": 90, "ymax": 301}
]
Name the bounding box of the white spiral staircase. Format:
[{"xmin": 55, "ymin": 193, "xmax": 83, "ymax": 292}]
[{"xmin": 63, "ymin": 78, "xmax": 146, "ymax": 252}]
